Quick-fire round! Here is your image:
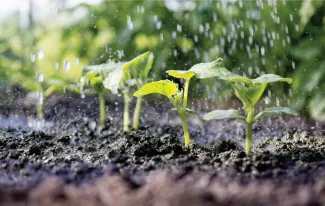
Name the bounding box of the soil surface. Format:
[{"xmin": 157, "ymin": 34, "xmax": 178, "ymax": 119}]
[{"xmin": 0, "ymin": 93, "xmax": 325, "ymax": 206}]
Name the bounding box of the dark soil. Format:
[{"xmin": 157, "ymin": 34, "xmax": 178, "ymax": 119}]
[{"xmin": 1, "ymin": 93, "xmax": 325, "ymax": 206}]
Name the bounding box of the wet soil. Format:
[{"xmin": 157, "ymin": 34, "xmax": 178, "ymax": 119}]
[{"xmin": 0, "ymin": 93, "xmax": 325, "ymax": 206}]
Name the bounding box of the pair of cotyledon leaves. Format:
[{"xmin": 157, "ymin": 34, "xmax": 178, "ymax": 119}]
[
  {"xmin": 82, "ymin": 52, "xmax": 154, "ymax": 94},
  {"xmin": 133, "ymin": 58, "xmax": 298, "ymax": 121}
]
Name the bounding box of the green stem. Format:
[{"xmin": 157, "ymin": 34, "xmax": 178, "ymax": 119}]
[
  {"xmin": 179, "ymin": 114, "xmax": 190, "ymax": 148},
  {"xmin": 99, "ymin": 92, "xmax": 106, "ymax": 126},
  {"xmin": 37, "ymin": 102, "xmax": 44, "ymax": 119},
  {"xmin": 182, "ymin": 79, "xmax": 190, "ymax": 112},
  {"xmin": 123, "ymin": 91, "xmax": 130, "ymax": 132},
  {"xmin": 37, "ymin": 91, "xmax": 44, "ymax": 119},
  {"xmin": 132, "ymin": 96, "xmax": 142, "ymax": 130},
  {"xmin": 245, "ymin": 107, "xmax": 255, "ymax": 154}
]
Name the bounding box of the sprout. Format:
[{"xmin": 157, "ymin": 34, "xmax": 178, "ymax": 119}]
[
  {"xmin": 23, "ymin": 78, "xmax": 76, "ymax": 119},
  {"xmin": 191, "ymin": 58, "xmax": 298, "ymax": 154},
  {"xmin": 134, "ymin": 70, "xmax": 196, "ymax": 148},
  {"xmin": 84, "ymin": 52, "xmax": 154, "ymax": 131},
  {"xmin": 81, "ymin": 66, "xmax": 111, "ymax": 126}
]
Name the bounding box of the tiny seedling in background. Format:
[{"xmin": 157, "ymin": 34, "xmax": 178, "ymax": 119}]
[
  {"xmin": 134, "ymin": 70, "xmax": 196, "ymax": 148},
  {"xmin": 191, "ymin": 58, "xmax": 298, "ymax": 154},
  {"xmin": 23, "ymin": 77, "xmax": 77, "ymax": 119}
]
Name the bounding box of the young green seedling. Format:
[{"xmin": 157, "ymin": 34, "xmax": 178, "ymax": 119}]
[
  {"xmin": 134, "ymin": 70, "xmax": 196, "ymax": 148},
  {"xmin": 103, "ymin": 52, "xmax": 154, "ymax": 131},
  {"xmin": 123, "ymin": 52, "xmax": 154, "ymax": 130},
  {"xmin": 190, "ymin": 58, "xmax": 298, "ymax": 154},
  {"xmin": 82, "ymin": 65, "xmax": 116, "ymax": 126},
  {"xmin": 84, "ymin": 52, "xmax": 153, "ymax": 131},
  {"xmin": 23, "ymin": 78, "xmax": 77, "ymax": 119}
]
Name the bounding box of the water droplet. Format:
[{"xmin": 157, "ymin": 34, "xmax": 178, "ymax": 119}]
[
  {"xmin": 37, "ymin": 73, "xmax": 43, "ymax": 83},
  {"xmin": 63, "ymin": 59, "xmax": 70, "ymax": 71},
  {"xmin": 75, "ymin": 58, "xmax": 79, "ymax": 66},
  {"xmin": 127, "ymin": 15, "xmax": 133, "ymax": 30},
  {"xmin": 54, "ymin": 62, "xmax": 59, "ymax": 70},
  {"xmin": 30, "ymin": 53, "xmax": 36, "ymax": 62},
  {"xmin": 37, "ymin": 50, "xmax": 44, "ymax": 60}
]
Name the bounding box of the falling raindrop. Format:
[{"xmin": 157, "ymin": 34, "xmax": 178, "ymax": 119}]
[
  {"xmin": 54, "ymin": 62, "xmax": 59, "ymax": 70},
  {"xmin": 75, "ymin": 58, "xmax": 79, "ymax": 66},
  {"xmin": 37, "ymin": 73, "xmax": 44, "ymax": 83},
  {"xmin": 172, "ymin": 31, "xmax": 177, "ymax": 39},
  {"xmin": 127, "ymin": 15, "xmax": 133, "ymax": 30},
  {"xmin": 37, "ymin": 50, "xmax": 44, "ymax": 60},
  {"xmin": 63, "ymin": 59, "xmax": 70, "ymax": 71},
  {"xmin": 30, "ymin": 53, "xmax": 36, "ymax": 62}
]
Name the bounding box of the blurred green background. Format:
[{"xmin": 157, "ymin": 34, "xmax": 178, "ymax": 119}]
[{"xmin": 0, "ymin": 0, "xmax": 325, "ymax": 120}]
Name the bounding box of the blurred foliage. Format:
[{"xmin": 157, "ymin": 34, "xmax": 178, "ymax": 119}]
[{"xmin": 0, "ymin": 0, "xmax": 325, "ymax": 120}]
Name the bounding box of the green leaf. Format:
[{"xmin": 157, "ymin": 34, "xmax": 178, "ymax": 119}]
[
  {"xmin": 252, "ymin": 74, "xmax": 292, "ymax": 84},
  {"xmin": 123, "ymin": 52, "xmax": 154, "ymax": 83},
  {"xmin": 233, "ymin": 83, "xmax": 267, "ymax": 110},
  {"xmin": 254, "ymin": 107, "xmax": 298, "ymax": 121},
  {"xmin": 133, "ymin": 80, "xmax": 179, "ymax": 98},
  {"xmin": 203, "ymin": 109, "xmax": 246, "ymax": 121},
  {"xmin": 83, "ymin": 62, "xmax": 125, "ymax": 94},
  {"xmin": 189, "ymin": 58, "xmax": 253, "ymax": 84},
  {"xmin": 83, "ymin": 62, "xmax": 124, "ymax": 78},
  {"xmin": 166, "ymin": 70, "xmax": 195, "ymax": 80},
  {"xmin": 189, "ymin": 58, "xmax": 225, "ymax": 79},
  {"xmin": 103, "ymin": 64, "xmax": 124, "ymax": 94}
]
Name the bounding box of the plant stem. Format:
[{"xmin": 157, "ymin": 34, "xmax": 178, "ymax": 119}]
[
  {"xmin": 37, "ymin": 91, "xmax": 44, "ymax": 119},
  {"xmin": 245, "ymin": 107, "xmax": 255, "ymax": 154},
  {"xmin": 182, "ymin": 79, "xmax": 190, "ymax": 112},
  {"xmin": 132, "ymin": 96, "xmax": 142, "ymax": 130},
  {"xmin": 179, "ymin": 114, "xmax": 190, "ymax": 147},
  {"xmin": 37, "ymin": 103, "xmax": 44, "ymax": 119},
  {"xmin": 123, "ymin": 91, "xmax": 130, "ymax": 132},
  {"xmin": 99, "ymin": 92, "xmax": 106, "ymax": 127}
]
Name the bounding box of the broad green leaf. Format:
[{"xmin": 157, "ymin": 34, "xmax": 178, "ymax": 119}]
[
  {"xmin": 123, "ymin": 52, "xmax": 154, "ymax": 83},
  {"xmin": 254, "ymin": 107, "xmax": 298, "ymax": 121},
  {"xmin": 83, "ymin": 62, "xmax": 125, "ymax": 94},
  {"xmin": 82, "ymin": 62, "xmax": 124, "ymax": 77},
  {"xmin": 219, "ymin": 75, "xmax": 253, "ymax": 85},
  {"xmin": 252, "ymin": 74, "xmax": 292, "ymax": 84},
  {"xmin": 166, "ymin": 70, "xmax": 195, "ymax": 80},
  {"xmin": 133, "ymin": 80, "xmax": 179, "ymax": 98},
  {"xmin": 203, "ymin": 109, "xmax": 246, "ymax": 121},
  {"xmin": 189, "ymin": 58, "xmax": 225, "ymax": 79},
  {"xmin": 189, "ymin": 58, "xmax": 253, "ymax": 84},
  {"xmin": 233, "ymin": 83, "xmax": 267, "ymax": 110},
  {"xmin": 103, "ymin": 64, "xmax": 124, "ymax": 94}
]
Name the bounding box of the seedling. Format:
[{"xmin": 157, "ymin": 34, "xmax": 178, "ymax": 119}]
[
  {"xmin": 85, "ymin": 52, "xmax": 154, "ymax": 131},
  {"xmin": 23, "ymin": 78, "xmax": 76, "ymax": 119},
  {"xmin": 81, "ymin": 66, "xmax": 111, "ymax": 126},
  {"xmin": 134, "ymin": 70, "xmax": 196, "ymax": 148},
  {"xmin": 190, "ymin": 58, "xmax": 298, "ymax": 154}
]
